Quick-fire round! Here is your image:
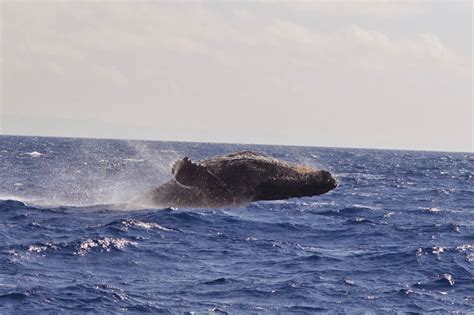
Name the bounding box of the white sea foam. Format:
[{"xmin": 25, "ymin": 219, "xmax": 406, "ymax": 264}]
[
  {"xmin": 296, "ymin": 243, "xmax": 366, "ymax": 258},
  {"xmin": 416, "ymin": 248, "xmax": 425, "ymax": 256},
  {"xmin": 467, "ymin": 254, "xmax": 474, "ymax": 263},
  {"xmin": 442, "ymin": 273, "xmax": 455, "ymax": 286},
  {"xmin": 337, "ymin": 172, "xmax": 385, "ymax": 180},
  {"xmin": 75, "ymin": 237, "xmax": 137, "ymax": 256},
  {"xmin": 26, "ymin": 151, "xmax": 44, "ymax": 157},
  {"xmin": 305, "ymin": 200, "xmax": 336, "ymax": 207},
  {"xmin": 419, "ymin": 207, "xmax": 443, "ymax": 213},
  {"xmin": 432, "ymin": 246, "xmax": 446, "ymax": 255},
  {"xmin": 123, "ymin": 158, "xmax": 145, "ymax": 162},
  {"xmin": 26, "ymin": 242, "xmax": 59, "ymax": 256},
  {"xmin": 352, "ymin": 204, "xmax": 380, "ymax": 210},
  {"xmin": 456, "ymin": 244, "xmax": 474, "ymax": 251},
  {"xmin": 28, "ymin": 245, "xmax": 48, "ymax": 254},
  {"xmin": 121, "ymin": 219, "xmax": 172, "ymax": 231},
  {"xmin": 344, "ymin": 278, "xmax": 354, "ymax": 285}
]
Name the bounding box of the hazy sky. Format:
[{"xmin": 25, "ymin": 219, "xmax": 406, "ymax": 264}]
[{"xmin": 1, "ymin": 1, "xmax": 472, "ymax": 152}]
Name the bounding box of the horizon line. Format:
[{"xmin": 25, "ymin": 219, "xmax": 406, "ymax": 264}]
[{"xmin": 1, "ymin": 132, "xmax": 472, "ymax": 154}]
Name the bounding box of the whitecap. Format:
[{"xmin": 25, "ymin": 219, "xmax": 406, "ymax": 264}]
[
  {"xmin": 432, "ymin": 246, "xmax": 446, "ymax": 255},
  {"xmin": 122, "ymin": 219, "xmax": 172, "ymax": 231},
  {"xmin": 28, "ymin": 245, "xmax": 48, "ymax": 254},
  {"xmin": 123, "ymin": 158, "xmax": 145, "ymax": 162},
  {"xmin": 456, "ymin": 244, "xmax": 474, "ymax": 251},
  {"xmin": 352, "ymin": 204, "xmax": 380, "ymax": 210},
  {"xmin": 467, "ymin": 254, "xmax": 474, "ymax": 263},
  {"xmin": 416, "ymin": 248, "xmax": 424, "ymax": 256},
  {"xmin": 344, "ymin": 278, "xmax": 354, "ymax": 285},
  {"xmin": 26, "ymin": 151, "xmax": 44, "ymax": 157},
  {"xmin": 97, "ymin": 238, "xmax": 136, "ymax": 250},
  {"xmin": 442, "ymin": 273, "xmax": 455, "ymax": 286},
  {"xmin": 296, "ymin": 243, "xmax": 366, "ymax": 257},
  {"xmin": 77, "ymin": 239, "xmax": 98, "ymax": 254},
  {"xmin": 27, "ymin": 242, "xmax": 59, "ymax": 255},
  {"xmin": 307, "ymin": 201, "xmax": 336, "ymax": 207},
  {"xmin": 419, "ymin": 207, "xmax": 443, "ymax": 213},
  {"xmin": 75, "ymin": 237, "xmax": 137, "ymax": 256}
]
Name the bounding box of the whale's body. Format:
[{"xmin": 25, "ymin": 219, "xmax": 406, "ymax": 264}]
[{"xmin": 130, "ymin": 151, "xmax": 337, "ymax": 208}]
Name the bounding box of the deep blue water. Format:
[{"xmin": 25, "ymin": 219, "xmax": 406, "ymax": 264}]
[{"xmin": 0, "ymin": 135, "xmax": 472, "ymax": 314}]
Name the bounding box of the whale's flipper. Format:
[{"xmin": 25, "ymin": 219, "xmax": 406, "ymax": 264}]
[{"xmin": 172, "ymin": 157, "xmax": 228, "ymax": 193}]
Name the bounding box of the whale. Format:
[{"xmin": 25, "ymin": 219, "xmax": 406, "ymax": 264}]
[{"xmin": 129, "ymin": 151, "xmax": 337, "ymax": 208}]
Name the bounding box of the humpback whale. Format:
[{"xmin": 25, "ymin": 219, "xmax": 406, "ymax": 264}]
[{"xmin": 130, "ymin": 151, "xmax": 337, "ymax": 208}]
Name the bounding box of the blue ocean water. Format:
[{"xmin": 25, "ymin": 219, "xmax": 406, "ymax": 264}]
[{"xmin": 0, "ymin": 135, "xmax": 472, "ymax": 314}]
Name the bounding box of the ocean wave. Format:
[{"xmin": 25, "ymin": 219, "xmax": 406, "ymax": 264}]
[
  {"xmin": 1, "ymin": 136, "xmax": 473, "ymax": 313},
  {"xmin": 27, "ymin": 242, "xmax": 60, "ymax": 255},
  {"xmin": 8, "ymin": 237, "xmax": 139, "ymax": 260},
  {"xmin": 0, "ymin": 292, "xmax": 29, "ymax": 301},
  {"xmin": 75, "ymin": 237, "xmax": 138, "ymax": 256},
  {"xmin": 203, "ymin": 277, "xmax": 234, "ymax": 285},
  {"xmin": 0, "ymin": 199, "xmax": 28, "ymax": 209},
  {"xmin": 414, "ymin": 273, "xmax": 455, "ymax": 290}
]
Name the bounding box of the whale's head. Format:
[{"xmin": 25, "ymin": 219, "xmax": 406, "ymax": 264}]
[
  {"xmin": 309, "ymin": 169, "xmax": 338, "ymax": 194},
  {"xmin": 293, "ymin": 168, "xmax": 338, "ymax": 197},
  {"xmin": 253, "ymin": 166, "xmax": 337, "ymax": 201}
]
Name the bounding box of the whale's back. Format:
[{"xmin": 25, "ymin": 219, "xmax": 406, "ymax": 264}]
[{"xmin": 200, "ymin": 151, "xmax": 290, "ymax": 188}]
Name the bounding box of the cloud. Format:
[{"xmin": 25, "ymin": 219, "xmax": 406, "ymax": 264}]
[
  {"xmin": 94, "ymin": 64, "xmax": 128, "ymax": 88},
  {"xmin": 267, "ymin": 20, "xmax": 315, "ymax": 45},
  {"xmin": 4, "ymin": 2, "xmax": 467, "ymax": 75},
  {"xmin": 1, "ymin": 1, "xmax": 471, "ymax": 151},
  {"xmin": 271, "ymin": 1, "xmax": 422, "ymax": 18},
  {"xmin": 346, "ymin": 25, "xmax": 469, "ymax": 76}
]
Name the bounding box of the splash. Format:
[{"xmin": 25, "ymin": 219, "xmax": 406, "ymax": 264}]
[{"xmin": 2, "ymin": 139, "xmax": 184, "ymax": 207}]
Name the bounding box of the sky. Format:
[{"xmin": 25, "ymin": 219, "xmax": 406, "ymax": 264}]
[{"xmin": 1, "ymin": 1, "xmax": 472, "ymax": 152}]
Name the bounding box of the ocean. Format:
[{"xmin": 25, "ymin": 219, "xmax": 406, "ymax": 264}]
[{"xmin": 0, "ymin": 135, "xmax": 472, "ymax": 313}]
